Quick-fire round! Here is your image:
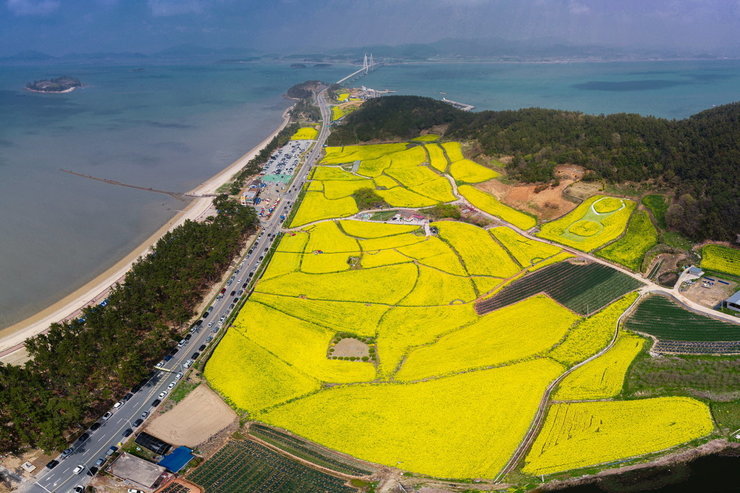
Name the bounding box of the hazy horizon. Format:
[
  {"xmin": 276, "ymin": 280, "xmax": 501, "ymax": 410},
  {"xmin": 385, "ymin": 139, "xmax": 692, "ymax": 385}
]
[{"xmin": 1, "ymin": 0, "xmax": 739, "ymax": 58}]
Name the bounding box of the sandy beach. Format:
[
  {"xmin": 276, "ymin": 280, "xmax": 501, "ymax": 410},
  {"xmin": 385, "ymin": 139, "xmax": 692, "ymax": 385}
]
[{"xmin": 0, "ymin": 107, "xmax": 292, "ymax": 360}]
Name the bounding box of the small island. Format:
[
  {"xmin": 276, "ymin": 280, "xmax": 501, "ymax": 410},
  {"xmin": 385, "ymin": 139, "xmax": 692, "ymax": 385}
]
[{"xmin": 26, "ymin": 76, "xmax": 82, "ymax": 94}]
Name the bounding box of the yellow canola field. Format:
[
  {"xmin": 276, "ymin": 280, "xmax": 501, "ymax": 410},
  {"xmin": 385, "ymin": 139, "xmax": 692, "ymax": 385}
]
[
  {"xmin": 255, "ymin": 263, "xmax": 418, "ymax": 305},
  {"xmin": 377, "ymin": 186, "xmax": 438, "ymax": 207},
  {"xmin": 250, "ymin": 292, "xmax": 386, "ymax": 337},
  {"xmin": 373, "ymin": 174, "xmax": 399, "ymax": 189},
  {"xmin": 301, "ymin": 252, "xmax": 352, "ymax": 274},
  {"xmin": 359, "ymin": 232, "xmax": 426, "ymax": 252},
  {"xmin": 377, "ymin": 304, "xmax": 478, "ymax": 376},
  {"xmin": 434, "ymin": 221, "xmax": 520, "ymax": 278},
  {"xmin": 449, "ymin": 159, "xmax": 499, "ymax": 183},
  {"xmin": 397, "ymin": 237, "xmax": 467, "ymax": 275},
  {"xmin": 523, "ymin": 397, "xmax": 714, "ymax": 475},
  {"xmin": 400, "ymin": 266, "xmax": 477, "ymax": 306},
  {"xmin": 441, "ymin": 142, "xmax": 465, "ymax": 162},
  {"xmin": 528, "ymin": 251, "xmax": 575, "ymax": 271},
  {"xmin": 458, "ymin": 185, "xmax": 537, "ymax": 230},
  {"xmin": 550, "ymin": 293, "xmax": 638, "ymax": 367},
  {"xmin": 260, "ymin": 359, "xmax": 564, "ymax": 479},
  {"xmin": 357, "ymin": 155, "xmax": 392, "ymax": 177},
  {"xmin": 412, "ymin": 177, "xmax": 457, "ymax": 203},
  {"xmin": 304, "ymin": 221, "xmax": 359, "ymax": 253},
  {"xmin": 205, "ymin": 331, "xmax": 320, "ymax": 412},
  {"xmin": 339, "ymin": 220, "xmax": 419, "ymax": 238},
  {"xmin": 361, "ymin": 248, "xmax": 411, "ymax": 268},
  {"xmin": 290, "ymin": 127, "xmax": 318, "ymax": 140},
  {"xmin": 554, "ymin": 331, "xmax": 645, "ymax": 400},
  {"xmin": 396, "ymin": 296, "xmax": 578, "ymax": 381},
  {"xmin": 261, "ymin": 232, "xmax": 308, "ymax": 280},
  {"xmin": 700, "ymin": 244, "xmax": 740, "ymax": 277},
  {"xmin": 411, "ymin": 134, "xmax": 440, "ymax": 142},
  {"xmin": 312, "ymin": 166, "xmax": 365, "ymax": 181},
  {"xmin": 425, "ymin": 143, "xmax": 449, "ymax": 172},
  {"xmin": 536, "ymin": 195, "xmax": 635, "ymax": 252},
  {"xmin": 335, "ymin": 92, "xmax": 350, "ymax": 102},
  {"xmin": 385, "ymin": 165, "xmax": 441, "ymax": 186},
  {"xmin": 321, "ymin": 144, "xmax": 407, "ymax": 165},
  {"xmin": 331, "ymin": 105, "xmax": 358, "ymax": 121},
  {"xmin": 472, "ymin": 276, "xmax": 503, "ymax": 296},
  {"xmin": 289, "ymin": 191, "xmax": 358, "ymax": 227},
  {"xmin": 322, "ymin": 179, "xmax": 375, "ymax": 199},
  {"xmin": 386, "ymin": 146, "xmax": 427, "ymax": 167},
  {"xmin": 307, "ymin": 181, "xmax": 323, "ymax": 192},
  {"xmin": 237, "ymin": 301, "xmax": 376, "ymax": 383},
  {"xmin": 490, "ymin": 226, "xmax": 562, "ymax": 268}
]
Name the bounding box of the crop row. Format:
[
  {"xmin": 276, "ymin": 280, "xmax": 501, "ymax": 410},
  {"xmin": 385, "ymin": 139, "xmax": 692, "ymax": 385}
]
[
  {"xmin": 476, "ymin": 262, "xmax": 642, "ymax": 316},
  {"xmin": 188, "ymin": 440, "xmax": 355, "ymax": 493},
  {"xmin": 625, "ymin": 295, "xmax": 740, "ymax": 342},
  {"xmin": 652, "ymin": 339, "xmax": 740, "ymax": 354}
]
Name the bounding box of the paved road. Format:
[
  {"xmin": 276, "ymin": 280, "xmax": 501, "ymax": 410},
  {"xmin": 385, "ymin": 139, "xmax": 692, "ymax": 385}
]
[{"xmin": 26, "ymin": 89, "xmax": 331, "ymax": 493}]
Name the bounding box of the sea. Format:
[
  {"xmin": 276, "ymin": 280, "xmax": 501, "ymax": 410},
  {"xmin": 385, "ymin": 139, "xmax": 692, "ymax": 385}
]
[
  {"xmin": 0, "ymin": 56, "xmax": 739, "ymax": 490},
  {"xmin": 0, "ymin": 58, "xmax": 739, "ymax": 330}
]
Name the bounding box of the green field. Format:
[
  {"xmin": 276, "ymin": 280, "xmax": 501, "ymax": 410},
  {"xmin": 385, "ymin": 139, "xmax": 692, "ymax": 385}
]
[
  {"xmin": 625, "ymin": 295, "xmax": 740, "ymax": 341},
  {"xmin": 188, "ymin": 440, "xmax": 356, "ymax": 493},
  {"xmin": 642, "ymin": 194, "xmax": 668, "ymax": 229},
  {"xmin": 597, "ymin": 210, "xmax": 658, "ymax": 271},
  {"xmin": 476, "ymin": 262, "xmax": 643, "ymax": 315}
]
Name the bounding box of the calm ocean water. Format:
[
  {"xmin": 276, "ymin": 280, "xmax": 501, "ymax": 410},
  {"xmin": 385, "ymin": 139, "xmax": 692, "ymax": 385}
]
[{"xmin": 0, "ymin": 59, "xmax": 738, "ymax": 328}]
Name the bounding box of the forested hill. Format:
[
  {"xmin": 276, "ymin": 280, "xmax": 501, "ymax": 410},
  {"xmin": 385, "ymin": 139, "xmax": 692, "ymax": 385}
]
[{"xmin": 328, "ymin": 96, "xmax": 739, "ymax": 242}]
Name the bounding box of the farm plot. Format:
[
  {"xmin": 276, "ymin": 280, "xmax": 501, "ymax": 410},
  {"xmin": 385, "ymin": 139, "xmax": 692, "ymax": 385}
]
[
  {"xmin": 523, "ymin": 397, "xmax": 713, "ymax": 476},
  {"xmin": 596, "ymin": 210, "xmax": 658, "ymax": 271},
  {"xmin": 289, "ymin": 191, "xmax": 357, "ymax": 227},
  {"xmin": 537, "ymin": 195, "xmax": 636, "ymax": 251},
  {"xmin": 312, "ymin": 167, "xmax": 365, "ymax": 181},
  {"xmin": 489, "ymin": 227, "xmax": 562, "ymax": 269},
  {"xmin": 434, "ymin": 221, "xmax": 520, "ymax": 278},
  {"xmin": 425, "ymin": 143, "xmax": 449, "ymax": 172},
  {"xmin": 338, "ymin": 220, "xmax": 419, "ymax": 238},
  {"xmin": 188, "ymin": 440, "xmax": 356, "ymax": 493},
  {"xmin": 625, "ymin": 295, "xmax": 740, "ymax": 342},
  {"xmin": 259, "ymin": 359, "xmax": 564, "ymax": 479},
  {"xmin": 476, "ymin": 262, "xmax": 642, "ymax": 316},
  {"xmin": 553, "ymin": 331, "xmax": 645, "ymax": 400},
  {"xmin": 449, "ymin": 159, "xmax": 499, "ymax": 183},
  {"xmin": 700, "ymin": 244, "xmax": 740, "ymax": 277},
  {"xmin": 290, "ymin": 127, "xmax": 318, "ymax": 140},
  {"xmin": 458, "ymin": 185, "xmax": 537, "ymax": 230},
  {"xmin": 321, "ymin": 144, "xmax": 407, "ymax": 165},
  {"xmin": 395, "ymin": 296, "xmax": 578, "ymax": 381}
]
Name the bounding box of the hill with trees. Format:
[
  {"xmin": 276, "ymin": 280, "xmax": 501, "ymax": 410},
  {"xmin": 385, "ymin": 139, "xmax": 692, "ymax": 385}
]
[{"xmin": 328, "ymin": 96, "xmax": 739, "ymax": 242}]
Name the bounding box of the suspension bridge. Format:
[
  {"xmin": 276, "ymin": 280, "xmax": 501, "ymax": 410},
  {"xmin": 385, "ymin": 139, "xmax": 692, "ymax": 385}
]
[{"xmin": 336, "ymin": 53, "xmax": 378, "ymax": 85}]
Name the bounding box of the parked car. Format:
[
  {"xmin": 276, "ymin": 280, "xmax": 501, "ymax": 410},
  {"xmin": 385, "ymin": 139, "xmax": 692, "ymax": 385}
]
[
  {"xmin": 113, "ymin": 401, "xmax": 122, "ymax": 409},
  {"xmin": 90, "ymin": 422, "xmax": 101, "ymax": 431},
  {"xmin": 102, "ymin": 411, "xmax": 112, "ymax": 420},
  {"xmin": 95, "ymin": 457, "xmax": 105, "ymax": 467},
  {"xmin": 45, "ymin": 460, "xmax": 59, "ymax": 469},
  {"xmin": 158, "ymin": 391, "xmax": 167, "ymax": 399},
  {"xmin": 72, "ymin": 464, "xmax": 84, "ymax": 474},
  {"xmin": 151, "ymin": 399, "xmax": 161, "ymax": 407},
  {"xmin": 106, "ymin": 445, "xmax": 118, "ymax": 456},
  {"xmin": 122, "ymin": 428, "xmax": 133, "ymax": 437},
  {"xmin": 141, "ymin": 411, "xmax": 149, "ymax": 419},
  {"xmin": 167, "ymin": 382, "xmax": 175, "ymax": 390},
  {"xmin": 199, "ymin": 344, "xmax": 206, "ymax": 351},
  {"xmin": 61, "ymin": 447, "xmax": 73, "ymax": 459},
  {"xmin": 191, "ymin": 352, "xmax": 200, "ymax": 359},
  {"xmin": 133, "ymin": 418, "xmax": 143, "ymax": 427},
  {"xmin": 86, "ymin": 466, "xmax": 98, "ymax": 477},
  {"xmin": 76, "ymin": 432, "xmax": 90, "ymax": 443},
  {"xmin": 73, "ymin": 486, "xmax": 85, "ymax": 492}
]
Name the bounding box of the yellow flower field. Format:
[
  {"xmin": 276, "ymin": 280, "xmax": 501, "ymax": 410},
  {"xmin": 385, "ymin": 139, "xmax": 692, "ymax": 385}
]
[
  {"xmin": 290, "ymin": 127, "xmax": 318, "ymax": 140},
  {"xmin": 489, "ymin": 226, "xmax": 562, "ymax": 268},
  {"xmin": 312, "ymin": 166, "xmax": 365, "ymax": 181},
  {"xmin": 377, "ymin": 304, "xmax": 478, "ymax": 375},
  {"xmin": 434, "ymin": 221, "xmax": 520, "ymax": 278},
  {"xmin": 449, "ymin": 159, "xmax": 499, "ymax": 183},
  {"xmin": 304, "ymin": 221, "xmax": 359, "ymax": 253},
  {"xmin": 338, "ymin": 219, "xmax": 419, "ymax": 238},
  {"xmin": 260, "ymin": 359, "xmax": 564, "ymax": 479},
  {"xmin": 410, "ymin": 134, "xmax": 440, "ymax": 142},
  {"xmin": 321, "ymin": 144, "xmax": 407, "ymax": 165},
  {"xmin": 399, "ymin": 265, "xmax": 476, "ymax": 306},
  {"xmin": 395, "ymin": 296, "xmax": 578, "ymax": 381},
  {"xmin": 377, "ymin": 186, "xmax": 437, "ymax": 207},
  {"xmin": 373, "ymin": 174, "xmax": 399, "ymax": 189},
  {"xmin": 700, "ymin": 244, "xmax": 740, "ymax": 277},
  {"xmin": 549, "ymin": 293, "xmax": 637, "ymax": 366},
  {"xmin": 361, "ymin": 248, "xmax": 411, "ymax": 268},
  {"xmin": 358, "ymin": 232, "xmax": 426, "ymax": 252},
  {"xmin": 288, "ymin": 191, "xmax": 358, "ymax": 227},
  {"xmin": 260, "ymin": 232, "xmax": 307, "ymax": 280},
  {"xmin": 458, "ymin": 185, "xmax": 537, "ymax": 230},
  {"xmin": 536, "ymin": 195, "xmax": 636, "ymax": 252},
  {"xmin": 396, "ymin": 237, "xmax": 468, "ymax": 275},
  {"xmin": 553, "ymin": 331, "xmax": 645, "ymax": 400},
  {"xmin": 322, "ymin": 179, "xmax": 375, "ymax": 199},
  {"xmin": 205, "ymin": 331, "xmax": 320, "ymax": 412},
  {"xmin": 384, "ymin": 164, "xmax": 440, "ymax": 186},
  {"xmin": 425, "ymin": 143, "xmax": 449, "ymax": 172},
  {"xmin": 441, "ymin": 142, "xmax": 465, "ymax": 162},
  {"xmin": 523, "ymin": 397, "xmax": 714, "ymax": 475}
]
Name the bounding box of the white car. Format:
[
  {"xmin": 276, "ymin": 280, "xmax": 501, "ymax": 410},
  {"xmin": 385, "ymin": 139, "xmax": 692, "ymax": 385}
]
[
  {"xmin": 167, "ymin": 382, "xmax": 175, "ymax": 390},
  {"xmin": 102, "ymin": 411, "xmax": 112, "ymax": 420},
  {"xmin": 72, "ymin": 464, "xmax": 84, "ymax": 474},
  {"xmin": 175, "ymin": 372, "xmax": 183, "ymax": 380},
  {"xmin": 113, "ymin": 401, "xmax": 122, "ymax": 409},
  {"xmin": 158, "ymin": 391, "xmax": 168, "ymax": 399}
]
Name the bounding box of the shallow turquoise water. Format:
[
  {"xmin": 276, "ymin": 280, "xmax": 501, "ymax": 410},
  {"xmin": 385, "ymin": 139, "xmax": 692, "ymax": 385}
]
[{"xmin": 0, "ymin": 59, "xmax": 738, "ymax": 328}]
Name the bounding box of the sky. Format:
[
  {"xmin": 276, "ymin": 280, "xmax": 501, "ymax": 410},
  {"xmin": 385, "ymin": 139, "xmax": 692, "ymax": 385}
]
[{"xmin": 1, "ymin": 0, "xmax": 739, "ymax": 57}]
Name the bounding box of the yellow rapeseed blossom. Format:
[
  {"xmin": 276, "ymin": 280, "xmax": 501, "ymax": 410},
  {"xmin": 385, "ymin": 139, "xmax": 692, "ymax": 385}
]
[
  {"xmin": 554, "ymin": 331, "xmax": 646, "ymax": 400},
  {"xmin": 536, "ymin": 195, "xmax": 636, "ymax": 252},
  {"xmin": 472, "ymin": 276, "xmax": 504, "ymax": 296},
  {"xmin": 205, "ymin": 331, "xmax": 320, "ymax": 412},
  {"xmin": 523, "ymin": 397, "xmax": 714, "ymax": 475},
  {"xmin": 377, "ymin": 304, "xmax": 478, "ymax": 376},
  {"xmin": 458, "ymin": 185, "xmax": 537, "ymax": 230},
  {"xmin": 396, "ymin": 295, "xmax": 578, "ymax": 381},
  {"xmin": 361, "ymin": 248, "xmax": 412, "ymax": 268},
  {"xmin": 312, "ymin": 166, "xmax": 365, "ymax": 181},
  {"xmin": 385, "ymin": 165, "xmax": 441, "ymax": 186},
  {"xmin": 359, "ymin": 232, "xmax": 426, "ymax": 252},
  {"xmin": 549, "ymin": 293, "xmax": 638, "ymax": 366},
  {"xmin": 700, "ymin": 244, "xmax": 740, "ymax": 277},
  {"xmin": 412, "ymin": 177, "xmax": 457, "ymax": 203},
  {"xmin": 489, "ymin": 226, "xmax": 562, "ymax": 268},
  {"xmin": 449, "ymin": 159, "xmax": 499, "ymax": 183},
  {"xmin": 290, "ymin": 127, "xmax": 319, "ymax": 140},
  {"xmin": 434, "ymin": 221, "xmax": 520, "ymax": 278},
  {"xmin": 425, "ymin": 143, "xmax": 449, "ymax": 172},
  {"xmin": 304, "ymin": 221, "xmax": 359, "ymax": 253},
  {"xmin": 236, "ymin": 301, "xmax": 376, "ymax": 383},
  {"xmin": 321, "ymin": 144, "xmax": 407, "ymax": 165},
  {"xmin": 527, "ymin": 251, "xmax": 575, "ymax": 272},
  {"xmin": 411, "ymin": 134, "xmax": 440, "ymax": 142},
  {"xmin": 338, "ymin": 220, "xmax": 419, "ymax": 238},
  {"xmin": 288, "ymin": 191, "xmax": 358, "ymax": 227},
  {"xmin": 261, "ymin": 232, "xmax": 308, "ymax": 280},
  {"xmin": 322, "ymin": 179, "xmax": 375, "ymax": 199},
  {"xmin": 377, "ymin": 186, "xmax": 438, "ymax": 207},
  {"xmin": 400, "ymin": 265, "xmax": 477, "ymax": 306},
  {"xmin": 441, "ymin": 142, "xmax": 465, "ymax": 162},
  {"xmin": 260, "ymin": 359, "xmax": 564, "ymax": 479},
  {"xmin": 373, "ymin": 174, "xmax": 400, "ymax": 189},
  {"xmin": 397, "ymin": 237, "xmax": 467, "ymax": 275},
  {"xmin": 251, "ymin": 292, "xmax": 387, "ymax": 337}
]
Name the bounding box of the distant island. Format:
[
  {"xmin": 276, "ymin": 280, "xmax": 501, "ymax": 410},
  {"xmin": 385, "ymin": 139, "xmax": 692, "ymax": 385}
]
[{"xmin": 26, "ymin": 76, "xmax": 81, "ymax": 94}]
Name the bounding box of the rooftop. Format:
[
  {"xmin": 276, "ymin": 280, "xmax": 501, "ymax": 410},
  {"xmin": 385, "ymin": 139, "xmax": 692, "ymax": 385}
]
[{"xmin": 109, "ymin": 452, "xmax": 166, "ymax": 489}]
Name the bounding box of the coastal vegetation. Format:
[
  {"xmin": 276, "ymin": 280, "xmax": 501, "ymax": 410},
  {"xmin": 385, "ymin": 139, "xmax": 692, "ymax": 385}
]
[
  {"xmin": 328, "ymin": 96, "xmax": 740, "ymax": 243},
  {"xmin": 26, "ymin": 76, "xmax": 81, "ymax": 93},
  {"xmin": 0, "ymin": 196, "xmax": 258, "ymax": 452}
]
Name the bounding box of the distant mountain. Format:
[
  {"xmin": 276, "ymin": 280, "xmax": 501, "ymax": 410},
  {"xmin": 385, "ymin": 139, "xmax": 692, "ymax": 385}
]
[
  {"xmin": 0, "ymin": 50, "xmax": 56, "ymax": 62},
  {"xmin": 154, "ymin": 44, "xmax": 258, "ymax": 59}
]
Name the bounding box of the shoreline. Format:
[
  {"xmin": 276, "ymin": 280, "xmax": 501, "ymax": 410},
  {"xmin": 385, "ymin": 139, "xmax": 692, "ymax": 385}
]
[
  {"xmin": 25, "ymin": 86, "xmax": 77, "ymax": 94},
  {"xmin": 0, "ymin": 105, "xmax": 292, "ymax": 358}
]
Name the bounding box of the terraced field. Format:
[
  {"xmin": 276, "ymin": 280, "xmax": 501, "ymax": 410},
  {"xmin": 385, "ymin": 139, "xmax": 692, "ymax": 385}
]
[
  {"xmin": 205, "ymin": 139, "xmax": 718, "ymax": 481},
  {"xmin": 476, "ymin": 262, "xmax": 643, "ymax": 315},
  {"xmin": 625, "ymin": 295, "xmax": 740, "ymax": 342}
]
